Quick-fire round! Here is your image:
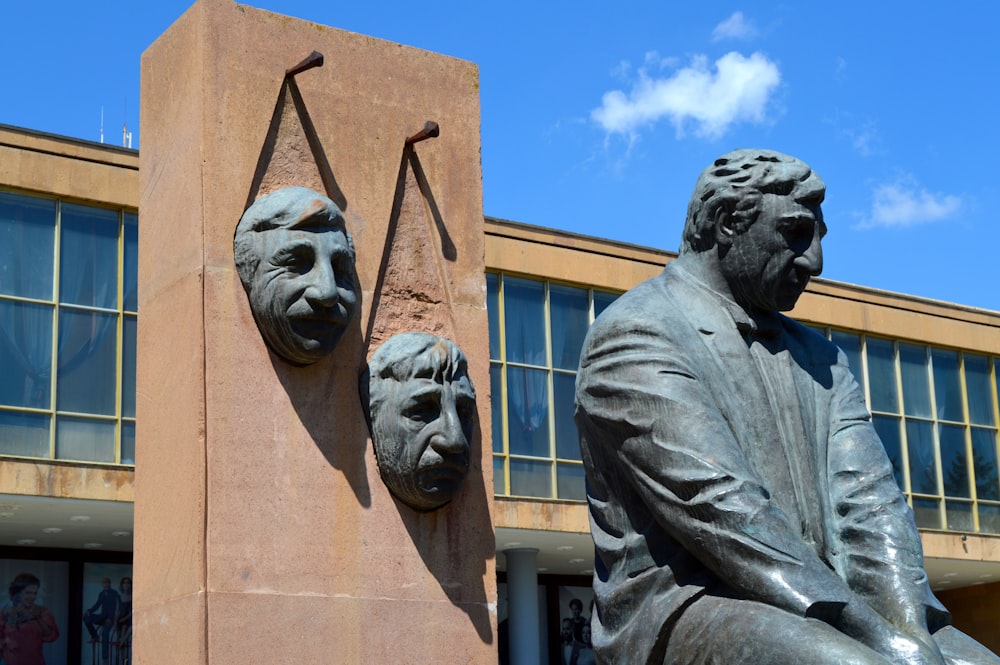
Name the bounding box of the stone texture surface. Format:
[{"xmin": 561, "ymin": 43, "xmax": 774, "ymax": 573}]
[
  {"xmin": 137, "ymin": 1, "xmax": 494, "ymax": 662},
  {"xmin": 367, "ymin": 152, "xmax": 458, "ymax": 349}
]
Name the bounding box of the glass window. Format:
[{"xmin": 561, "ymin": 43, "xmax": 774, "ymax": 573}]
[
  {"xmin": 56, "ymin": 416, "xmax": 116, "ymax": 463},
  {"xmin": 965, "ymin": 354, "xmax": 994, "ymax": 426},
  {"xmin": 56, "ymin": 310, "xmax": 117, "ymax": 416},
  {"xmin": 912, "ymin": 497, "xmax": 942, "ymax": 530},
  {"xmin": 845, "ymin": 334, "xmax": 1000, "ymax": 533},
  {"xmin": 0, "ymin": 300, "xmax": 53, "ymax": 409},
  {"xmin": 0, "ymin": 192, "xmax": 136, "ymax": 466},
  {"xmin": 489, "ymin": 272, "xmax": 621, "ymax": 499},
  {"xmin": 593, "ymin": 290, "xmax": 618, "ymax": 320},
  {"xmin": 493, "ymin": 457, "xmax": 506, "ymax": 495},
  {"xmin": 490, "ymin": 365, "xmax": 503, "ymax": 453},
  {"xmin": 0, "ymin": 410, "xmax": 50, "ymax": 458},
  {"xmin": 557, "ymin": 463, "xmax": 587, "ymax": 501},
  {"xmin": 867, "ymin": 338, "xmax": 898, "ymax": 414},
  {"xmin": 553, "ymin": 373, "xmax": 580, "ymax": 460},
  {"xmin": 899, "ymin": 343, "xmax": 931, "ymax": 418},
  {"xmin": 906, "ymin": 420, "xmax": 938, "ymax": 495},
  {"xmin": 487, "ymin": 273, "xmax": 500, "ymax": 360},
  {"xmin": 873, "ymin": 415, "xmax": 904, "ymax": 490},
  {"xmin": 120, "ymin": 421, "xmax": 136, "ymax": 466},
  {"xmin": 549, "ymin": 284, "xmax": 589, "ymax": 370},
  {"xmin": 979, "ymin": 503, "xmax": 1000, "ymax": 534},
  {"xmin": 506, "ymin": 366, "xmax": 550, "ymax": 457},
  {"xmin": 503, "ymin": 277, "xmax": 546, "ymax": 366},
  {"xmin": 831, "ymin": 330, "xmax": 864, "ymax": 387},
  {"xmin": 123, "ymin": 212, "xmax": 139, "ymax": 312},
  {"xmin": 932, "ymin": 349, "xmax": 963, "ymax": 422},
  {"xmin": 971, "ymin": 427, "xmax": 999, "ymax": 501},
  {"xmin": 946, "ymin": 500, "xmax": 974, "ymax": 532},
  {"xmin": 939, "ymin": 424, "xmax": 970, "ymax": 498},
  {"xmin": 121, "ymin": 316, "xmax": 137, "ymax": 419},
  {"xmin": 0, "ymin": 192, "xmax": 55, "ymax": 300},
  {"xmin": 59, "ymin": 204, "xmax": 119, "ymax": 309},
  {"xmin": 509, "ymin": 458, "xmax": 552, "ymax": 497}
]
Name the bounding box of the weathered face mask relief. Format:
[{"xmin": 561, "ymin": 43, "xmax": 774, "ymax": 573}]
[
  {"xmin": 235, "ymin": 187, "xmax": 357, "ymax": 365},
  {"xmin": 363, "ymin": 332, "xmax": 476, "ymax": 511}
]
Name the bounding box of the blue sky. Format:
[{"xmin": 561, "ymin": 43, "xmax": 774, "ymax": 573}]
[{"xmin": 3, "ymin": 2, "xmax": 998, "ymax": 310}]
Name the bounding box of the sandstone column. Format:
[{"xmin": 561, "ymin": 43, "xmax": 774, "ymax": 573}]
[{"xmin": 135, "ymin": 2, "xmax": 494, "ymax": 662}]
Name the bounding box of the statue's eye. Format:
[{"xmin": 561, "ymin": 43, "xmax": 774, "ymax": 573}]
[
  {"xmin": 333, "ymin": 255, "xmax": 354, "ymax": 287},
  {"xmin": 273, "ymin": 245, "xmax": 314, "ymax": 274},
  {"xmin": 457, "ymin": 397, "xmax": 476, "ymax": 438},
  {"xmin": 404, "ymin": 397, "xmax": 440, "ymax": 424},
  {"xmin": 779, "ymin": 217, "xmax": 815, "ymax": 250}
]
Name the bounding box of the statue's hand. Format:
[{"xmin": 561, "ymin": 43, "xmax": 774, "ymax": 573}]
[
  {"xmin": 879, "ymin": 631, "xmax": 946, "ymax": 665},
  {"xmin": 838, "ymin": 602, "xmax": 946, "ymax": 665}
]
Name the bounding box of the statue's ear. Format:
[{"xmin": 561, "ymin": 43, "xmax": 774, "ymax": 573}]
[{"xmin": 714, "ymin": 207, "xmax": 735, "ymax": 248}]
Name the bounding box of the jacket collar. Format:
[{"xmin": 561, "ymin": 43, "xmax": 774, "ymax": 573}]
[{"xmin": 668, "ymin": 262, "xmax": 783, "ymax": 340}]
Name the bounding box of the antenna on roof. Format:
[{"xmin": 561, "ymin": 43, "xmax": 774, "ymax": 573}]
[
  {"xmin": 122, "ymin": 97, "xmax": 132, "ymax": 149},
  {"xmin": 100, "ymin": 106, "xmax": 104, "ymax": 144}
]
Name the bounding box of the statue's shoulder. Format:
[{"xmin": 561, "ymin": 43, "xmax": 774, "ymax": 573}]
[
  {"xmin": 583, "ymin": 265, "xmax": 697, "ymax": 354},
  {"xmin": 591, "ymin": 269, "xmax": 678, "ymax": 328}
]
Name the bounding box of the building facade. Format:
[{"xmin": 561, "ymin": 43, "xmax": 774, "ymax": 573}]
[{"xmin": 2, "ymin": 124, "xmax": 999, "ymax": 662}]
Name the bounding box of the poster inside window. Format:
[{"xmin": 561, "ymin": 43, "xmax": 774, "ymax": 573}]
[
  {"xmin": 80, "ymin": 562, "xmax": 132, "ymax": 665},
  {"xmin": 0, "ymin": 559, "xmax": 68, "ymax": 665},
  {"xmin": 556, "ymin": 586, "xmax": 595, "ymax": 665}
]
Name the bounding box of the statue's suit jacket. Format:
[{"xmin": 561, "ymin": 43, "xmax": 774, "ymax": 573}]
[{"xmin": 575, "ymin": 261, "xmax": 947, "ymax": 665}]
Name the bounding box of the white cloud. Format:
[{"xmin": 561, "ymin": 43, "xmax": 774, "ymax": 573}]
[
  {"xmin": 823, "ymin": 110, "xmax": 882, "ymax": 157},
  {"xmin": 834, "ymin": 56, "xmax": 848, "ymax": 84},
  {"xmin": 712, "ymin": 12, "xmax": 758, "ymax": 42},
  {"xmin": 848, "ymin": 124, "xmax": 879, "ymax": 157},
  {"xmin": 591, "ymin": 52, "xmax": 781, "ymax": 140},
  {"xmin": 856, "ymin": 178, "xmax": 963, "ymax": 229},
  {"xmin": 643, "ymin": 51, "xmax": 679, "ymax": 70},
  {"xmin": 610, "ymin": 59, "xmax": 632, "ymax": 81}
]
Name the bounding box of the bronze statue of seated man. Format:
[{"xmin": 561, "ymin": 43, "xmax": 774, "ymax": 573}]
[{"xmin": 575, "ymin": 149, "xmax": 999, "ymax": 665}]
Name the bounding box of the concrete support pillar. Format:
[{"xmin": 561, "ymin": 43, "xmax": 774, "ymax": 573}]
[{"xmin": 505, "ymin": 548, "xmax": 541, "ymax": 665}]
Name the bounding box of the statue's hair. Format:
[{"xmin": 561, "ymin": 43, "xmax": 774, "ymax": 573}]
[
  {"xmin": 365, "ymin": 332, "xmax": 473, "ymax": 416},
  {"xmin": 234, "ymin": 186, "xmax": 355, "ymax": 285},
  {"xmin": 680, "ymin": 149, "xmax": 824, "ymax": 254}
]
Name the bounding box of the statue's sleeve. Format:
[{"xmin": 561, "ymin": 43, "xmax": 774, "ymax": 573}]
[
  {"xmin": 825, "ymin": 350, "xmax": 951, "ymax": 633},
  {"xmin": 576, "ymin": 315, "xmax": 857, "ymax": 621}
]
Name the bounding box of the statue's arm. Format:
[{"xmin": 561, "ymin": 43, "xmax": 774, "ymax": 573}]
[
  {"xmin": 827, "ymin": 355, "xmax": 950, "ymax": 637},
  {"xmin": 577, "ymin": 331, "xmax": 947, "ymax": 665}
]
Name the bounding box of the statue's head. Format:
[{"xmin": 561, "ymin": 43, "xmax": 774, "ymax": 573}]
[
  {"xmin": 364, "ymin": 332, "xmax": 476, "ymax": 511},
  {"xmin": 681, "ymin": 149, "xmax": 826, "ymax": 313},
  {"xmin": 234, "ymin": 187, "xmax": 357, "ymax": 365}
]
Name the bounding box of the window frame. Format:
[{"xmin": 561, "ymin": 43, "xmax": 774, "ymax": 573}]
[
  {"xmin": 488, "ymin": 270, "xmax": 620, "ymax": 501},
  {"xmin": 0, "ymin": 187, "xmax": 137, "ymax": 466},
  {"xmin": 815, "ymin": 325, "xmax": 1000, "ymax": 535}
]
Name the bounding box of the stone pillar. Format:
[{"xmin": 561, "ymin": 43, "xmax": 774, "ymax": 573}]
[
  {"xmin": 135, "ymin": 1, "xmax": 495, "ymax": 663},
  {"xmin": 505, "ymin": 548, "xmax": 541, "ymax": 665}
]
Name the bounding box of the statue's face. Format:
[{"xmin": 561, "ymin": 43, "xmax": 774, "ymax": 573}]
[
  {"xmin": 248, "ymin": 223, "xmax": 357, "ymax": 365},
  {"xmin": 720, "ymin": 189, "xmax": 825, "ymax": 313},
  {"xmin": 373, "ymin": 367, "xmax": 476, "ymax": 511}
]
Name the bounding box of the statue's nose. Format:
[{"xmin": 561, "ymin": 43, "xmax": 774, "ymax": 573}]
[
  {"xmin": 796, "ymin": 232, "xmax": 823, "ymax": 277},
  {"xmin": 430, "ymin": 404, "xmax": 468, "ymax": 456},
  {"xmin": 304, "ymin": 262, "xmax": 340, "ymax": 307}
]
